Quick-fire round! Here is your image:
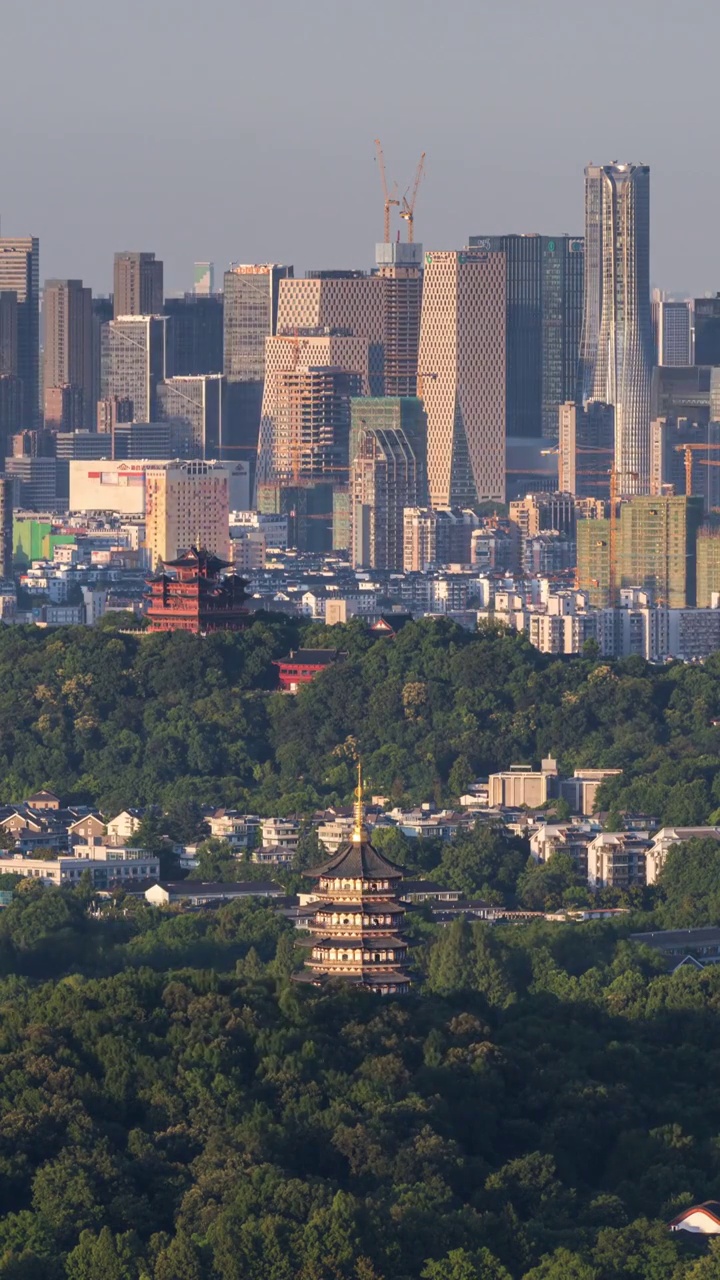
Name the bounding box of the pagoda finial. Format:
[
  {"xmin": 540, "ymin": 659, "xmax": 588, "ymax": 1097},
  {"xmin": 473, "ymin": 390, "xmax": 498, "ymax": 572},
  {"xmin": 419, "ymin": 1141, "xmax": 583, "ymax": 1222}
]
[{"xmin": 352, "ymin": 759, "xmax": 368, "ymax": 842}]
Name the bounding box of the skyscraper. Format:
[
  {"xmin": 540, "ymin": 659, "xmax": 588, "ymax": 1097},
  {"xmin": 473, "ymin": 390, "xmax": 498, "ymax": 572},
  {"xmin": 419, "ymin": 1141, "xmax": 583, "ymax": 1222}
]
[
  {"xmin": 468, "ymin": 233, "xmax": 584, "ymax": 438},
  {"xmin": 558, "ymin": 401, "xmax": 614, "ymax": 498},
  {"xmin": 374, "ymin": 242, "xmax": 423, "ymax": 396},
  {"xmin": 0, "ymin": 475, "xmax": 13, "ymax": 579},
  {"xmin": 164, "ymin": 294, "xmax": 223, "ymax": 375},
  {"xmin": 577, "ymin": 494, "xmax": 704, "ymax": 607},
  {"xmin": 257, "ymin": 332, "xmax": 370, "ymax": 487},
  {"xmin": 113, "ymin": 252, "xmax": 164, "ymax": 319},
  {"xmin": 579, "ymin": 163, "xmax": 653, "ymax": 493},
  {"xmin": 43, "ymin": 279, "xmax": 93, "ymax": 430},
  {"xmin": 157, "ymin": 374, "xmax": 223, "ymax": 457},
  {"xmin": 222, "ymin": 264, "xmax": 293, "ymax": 480},
  {"xmin": 350, "ymin": 405, "xmax": 425, "ymax": 570},
  {"xmin": 694, "ymin": 295, "xmax": 720, "ymax": 366},
  {"xmin": 652, "ymin": 293, "xmax": 692, "ymax": 366},
  {"xmin": 276, "ymin": 272, "xmax": 386, "ymax": 393},
  {"xmin": 0, "ymin": 237, "xmax": 40, "ymax": 427},
  {"xmin": 418, "ymin": 248, "xmax": 506, "ymax": 506},
  {"xmin": 103, "ymin": 316, "xmax": 168, "ymax": 422}
]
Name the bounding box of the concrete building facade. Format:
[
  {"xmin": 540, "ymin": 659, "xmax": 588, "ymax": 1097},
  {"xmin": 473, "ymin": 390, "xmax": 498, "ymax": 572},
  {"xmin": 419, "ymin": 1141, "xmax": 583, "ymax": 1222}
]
[
  {"xmin": 144, "ymin": 460, "xmax": 230, "ymax": 565},
  {"xmin": 43, "ymin": 279, "xmax": 93, "ymax": 430},
  {"xmin": 113, "ymin": 252, "xmax": 163, "ymax": 319},
  {"xmin": 419, "ymin": 249, "xmax": 506, "ymax": 506}
]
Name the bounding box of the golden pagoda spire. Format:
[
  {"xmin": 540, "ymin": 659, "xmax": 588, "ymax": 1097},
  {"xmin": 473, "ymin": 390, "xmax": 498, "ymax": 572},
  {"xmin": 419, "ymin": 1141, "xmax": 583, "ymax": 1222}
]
[{"xmin": 352, "ymin": 759, "xmax": 368, "ymax": 842}]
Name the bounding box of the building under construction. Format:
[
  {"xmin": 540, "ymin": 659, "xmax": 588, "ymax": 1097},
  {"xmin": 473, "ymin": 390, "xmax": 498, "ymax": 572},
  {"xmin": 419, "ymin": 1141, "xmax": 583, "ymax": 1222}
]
[
  {"xmin": 558, "ymin": 401, "xmax": 614, "ymax": 499},
  {"xmin": 577, "ymin": 494, "xmax": 704, "ymax": 607},
  {"xmin": 350, "ymin": 399, "xmax": 427, "ymax": 571}
]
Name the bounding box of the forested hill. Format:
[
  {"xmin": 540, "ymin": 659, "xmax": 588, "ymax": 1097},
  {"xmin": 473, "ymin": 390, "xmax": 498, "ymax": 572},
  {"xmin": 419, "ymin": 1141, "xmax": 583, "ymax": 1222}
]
[{"xmin": 1, "ymin": 617, "xmax": 720, "ymax": 821}]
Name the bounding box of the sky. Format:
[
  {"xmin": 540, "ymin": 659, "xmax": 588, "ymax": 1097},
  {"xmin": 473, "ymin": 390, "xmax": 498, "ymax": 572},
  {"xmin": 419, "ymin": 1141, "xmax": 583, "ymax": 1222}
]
[{"xmin": 1, "ymin": 0, "xmax": 715, "ymax": 296}]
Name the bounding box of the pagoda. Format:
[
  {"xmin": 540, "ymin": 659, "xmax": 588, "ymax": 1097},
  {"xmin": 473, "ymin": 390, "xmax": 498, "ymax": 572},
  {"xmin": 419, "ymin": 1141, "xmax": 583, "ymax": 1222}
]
[
  {"xmin": 146, "ymin": 546, "xmax": 250, "ymax": 634},
  {"xmin": 296, "ymin": 765, "xmax": 411, "ymax": 994}
]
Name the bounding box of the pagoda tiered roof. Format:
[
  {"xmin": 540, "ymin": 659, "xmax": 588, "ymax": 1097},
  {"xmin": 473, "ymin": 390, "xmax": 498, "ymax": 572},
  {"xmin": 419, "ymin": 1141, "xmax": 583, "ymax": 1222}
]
[{"xmin": 309, "ymin": 838, "xmax": 404, "ymax": 881}]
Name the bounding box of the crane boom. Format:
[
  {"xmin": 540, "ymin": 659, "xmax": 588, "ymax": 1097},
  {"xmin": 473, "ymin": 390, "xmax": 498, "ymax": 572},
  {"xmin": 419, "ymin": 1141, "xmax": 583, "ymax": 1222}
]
[
  {"xmin": 400, "ymin": 152, "xmax": 426, "ymax": 243},
  {"xmin": 374, "ymin": 138, "xmax": 399, "ymax": 244}
]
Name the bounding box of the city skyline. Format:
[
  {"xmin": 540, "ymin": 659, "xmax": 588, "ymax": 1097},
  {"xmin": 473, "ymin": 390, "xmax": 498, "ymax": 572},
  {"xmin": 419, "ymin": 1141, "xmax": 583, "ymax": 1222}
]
[{"xmin": 1, "ymin": 0, "xmax": 719, "ymax": 296}]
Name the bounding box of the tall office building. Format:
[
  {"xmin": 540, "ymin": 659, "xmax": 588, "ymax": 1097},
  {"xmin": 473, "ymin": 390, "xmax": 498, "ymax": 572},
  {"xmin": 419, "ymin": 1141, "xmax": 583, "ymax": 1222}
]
[
  {"xmin": 91, "ymin": 296, "xmax": 113, "ymax": 424},
  {"xmin": 652, "ymin": 293, "xmax": 692, "ymax": 366},
  {"xmin": 43, "ymin": 279, "xmax": 93, "ymax": 430},
  {"xmin": 144, "ymin": 460, "xmax": 230, "ymax": 565},
  {"xmin": 257, "ymin": 332, "xmax": 370, "ymax": 486},
  {"xmin": 0, "ymin": 291, "xmax": 18, "ymax": 376},
  {"xmin": 579, "ymin": 163, "xmax": 653, "ymax": 493},
  {"xmin": 223, "ymin": 263, "xmax": 292, "ymax": 382},
  {"xmin": 164, "ymin": 294, "xmax": 223, "ymax": 375},
  {"xmin": 350, "ymin": 406, "xmax": 425, "ymax": 571},
  {"xmin": 558, "ymin": 401, "xmax": 614, "ymax": 498},
  {"xmin": 113, "ymin": 252, "xmax": 163, "ymax": 319},
  {"xmin": 0, "ymin": 237, "xmax": 40, "ymax": 427},
  {"xmin": 650, "ymin": 417, "xmax": 720, "ymax": 507},
  {"xmin": 157, "ymin": 374, "xmax": 223, "ymax": 457},
  {"xmin": 694, "ymin": 295, "xmax": 720, "ymax": 366},
  {"xmin": 468, "ymin": 234, "xmax": 584, "ymax": 438},
  {"xmin": 222, "ymin": 264, "xmax": 293, "ymax": 477},
  {"xmin": 375, "ymin": 243, "xmax": 423, "ymax": 396},
  {"xmin": 418, "ymin": 249, "xmax": 506, "ymax": 506},
  {"xmin": 0, "ymin": 476, "xmax": 13, "ymax": 579},
  {"xmin": 102, "ymin": 316, "xmax": 168, "ymax": 422}
]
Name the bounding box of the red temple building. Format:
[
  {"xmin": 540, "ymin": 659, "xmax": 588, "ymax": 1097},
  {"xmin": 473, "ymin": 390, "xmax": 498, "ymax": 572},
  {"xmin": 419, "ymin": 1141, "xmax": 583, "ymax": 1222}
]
[
  {"xmin": 273, "ymin": 648, "xmax": 347, "ymax": 692},
  {"xmin": 146, "ymin": 546, "xmax": 250, "ymax": 634}
]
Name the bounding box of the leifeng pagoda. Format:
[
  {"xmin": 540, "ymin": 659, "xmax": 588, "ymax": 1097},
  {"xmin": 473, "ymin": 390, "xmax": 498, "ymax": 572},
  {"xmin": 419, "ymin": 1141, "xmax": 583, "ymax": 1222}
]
[
  {"xmin": 146, "ymin": 546, "xmax": 249, "ymax": 634},
  {"xmin": 296, "ymin": 765, "xmax": 411, "ymax": 995}
]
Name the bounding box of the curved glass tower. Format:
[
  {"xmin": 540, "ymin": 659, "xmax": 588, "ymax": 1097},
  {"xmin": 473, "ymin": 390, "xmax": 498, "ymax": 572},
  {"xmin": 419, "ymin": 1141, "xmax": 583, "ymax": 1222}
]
[{"xmin": 579, "ymin": 163, "xmax": 653, "ymax": 494}]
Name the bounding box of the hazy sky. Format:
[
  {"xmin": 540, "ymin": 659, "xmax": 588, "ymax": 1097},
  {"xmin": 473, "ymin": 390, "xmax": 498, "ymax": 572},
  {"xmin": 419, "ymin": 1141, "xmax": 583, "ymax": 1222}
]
[{"xmin": 2, "ymin": 0, "xmax": 715, "ymax": 295}]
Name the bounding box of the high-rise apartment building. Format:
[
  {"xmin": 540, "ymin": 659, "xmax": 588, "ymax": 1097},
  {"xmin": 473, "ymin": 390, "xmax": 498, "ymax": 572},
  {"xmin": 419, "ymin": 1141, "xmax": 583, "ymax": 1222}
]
[
  {"xmin": 418, "ymin": 249, "xmax": 506, "ymax": 506},
  {"xmin": 257, "ymin": 332, "xmax": 370, "ymax": 487},
  {"xmin": 694, "ymin": 295, "xmax": 720, "ymax": 366},
  {"xmin": 0, "ymin": 476, "xmax": 13, "ymax": 579},
  {"xmin": 0, "ymin": 237, "xmax": 40, "ymax": 426},
  {"xmin": 403, "ymin": 506, "xmax": 480, "ymax": 571},
  {"xmin": 558, "ymin": 401, "xmax": 614, "ymax": 498},
  {"xmin": 43, "ymin": 279, "xmax": 93, "ymax": 430},
  {"xmin": 652, "ymin": 293, "xmax": 692, "ymax": 366},
  {"xmin": 577, "ymin": 494, "xmax": 704, "ymax": 607},
  {"xmin": 164, "ymin": 294, "xmax": 223, "ymax": 376},
  {"xmin": 113, "ymin": 252, "xmax": 163, "ymax": 319},
  {"xmin": 579, "ymin": 164, "xmax": 653, "ymax": 493},
  {"xmin": 349, "ymin": 397, "xmax": 427, "ymax": 571},
  {"xmin": 469, "ymin": 234, "xmax": 584, "ymax": 438},
  {"xmin": 157, "ymin": 374, "xmax": 223, "ymax": 457},
  {"xmin": 144, "ymin": 460, "xmax": 230, "ymax": 566},
  {"xmin": 102, "ymin": 316, "xmax": 168, "ymax": 423},
  {"xmin": 697, "ymin": 523, "xmax": 720, "ymax": 607}
]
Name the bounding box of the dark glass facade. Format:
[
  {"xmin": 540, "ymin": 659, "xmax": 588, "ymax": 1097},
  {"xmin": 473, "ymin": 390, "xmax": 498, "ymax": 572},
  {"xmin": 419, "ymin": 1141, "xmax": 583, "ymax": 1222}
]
[
  {"xmin": 695, "ymin": 295, "xmax": 720, "ymax": 367},
  {"xmin": 468, "ymin": 233, "xmax": 583, "ymax": 438},
  {"xmin": 164, "ymin": 294, "xmax": 223, "ymax": 376}
]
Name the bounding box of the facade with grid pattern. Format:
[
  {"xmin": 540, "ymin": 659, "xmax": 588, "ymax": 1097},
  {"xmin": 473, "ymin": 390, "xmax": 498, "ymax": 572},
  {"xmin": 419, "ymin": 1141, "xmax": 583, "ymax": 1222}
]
[{"xmin": 419, "ymin": 250, "xmax": 506, "ymax": 506}]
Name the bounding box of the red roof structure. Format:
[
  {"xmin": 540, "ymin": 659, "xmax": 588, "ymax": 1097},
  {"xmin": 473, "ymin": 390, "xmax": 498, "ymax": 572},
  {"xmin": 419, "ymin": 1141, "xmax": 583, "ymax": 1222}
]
[
  {"xmin": 273, "ymin": 648, "xmax": 347, "ymax": 692},
  {"xmin": 146, "ymin": 546, "xmax": 249, "ymax": 634}
]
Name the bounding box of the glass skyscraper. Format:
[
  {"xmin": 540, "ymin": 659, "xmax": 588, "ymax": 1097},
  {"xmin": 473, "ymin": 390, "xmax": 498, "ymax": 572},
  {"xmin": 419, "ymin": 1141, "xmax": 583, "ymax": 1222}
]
[
  {"xmin": 468, "ymin": 233, "xmax": 584, "ymax": 439},
  {"xmin": 579, "ymin": 163, "xmax": 653, "ymax": 494}
]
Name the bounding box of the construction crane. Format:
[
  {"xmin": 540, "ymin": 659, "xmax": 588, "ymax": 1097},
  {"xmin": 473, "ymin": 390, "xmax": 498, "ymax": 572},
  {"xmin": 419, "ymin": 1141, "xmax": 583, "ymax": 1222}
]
[
  {"xmin": 374, "ymin": 138, "xmax": 399, "ymax": 244},
  {"xmin": 673, "ymin": 442, "xmax": 720, "ymax": 493},
  {"xmin": 399, "ymin": 152, "xmax": 426, "ymax": 243}
]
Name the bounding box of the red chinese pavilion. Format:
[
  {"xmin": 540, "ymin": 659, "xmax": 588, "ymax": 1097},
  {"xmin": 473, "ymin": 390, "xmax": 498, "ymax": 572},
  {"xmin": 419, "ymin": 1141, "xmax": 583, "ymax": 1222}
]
[
  {"xmin": 273, "ymin": 648, "xmax": 347, "ymax": 692},
  {"xmin": 146, "ymin": 546, "xmax": 250, "ymax": 634}
]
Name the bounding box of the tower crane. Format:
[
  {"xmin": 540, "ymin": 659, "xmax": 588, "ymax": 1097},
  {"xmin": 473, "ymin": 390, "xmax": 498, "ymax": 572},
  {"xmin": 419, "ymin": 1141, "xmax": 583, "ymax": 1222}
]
[
  {"xmin": 399, "ymin": 152, "xmax": 426, "ymax": 243},
  {"xmin": 374, "ymin": 139, "xmax": 399, "ymax": 244},
  {"xmin": 673, "ymin": 442, "xmax": 720, "ymax": 493}
]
